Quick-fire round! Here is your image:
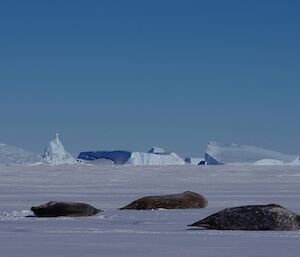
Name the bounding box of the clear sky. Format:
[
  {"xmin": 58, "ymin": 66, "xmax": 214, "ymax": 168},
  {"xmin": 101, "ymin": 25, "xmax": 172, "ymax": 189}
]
[{"xmin": 0, "ymin": 0, "xmax": 299, "ymax": 157}]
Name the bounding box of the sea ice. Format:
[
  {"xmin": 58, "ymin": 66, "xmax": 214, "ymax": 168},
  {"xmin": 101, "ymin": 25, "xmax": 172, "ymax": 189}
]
[{"xmin": 1, "ymin": 165, "xmax": 300, "ymax": 257}]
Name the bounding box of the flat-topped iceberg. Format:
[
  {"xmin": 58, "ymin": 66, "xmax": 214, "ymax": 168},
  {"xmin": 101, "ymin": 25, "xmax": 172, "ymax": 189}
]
[
  {"xmin": 43, "ymin": 133, "xmax": 77, "ymax": 165},
  {"xmin": 0, "ymin": 143, "xmax": 45, "ymax": 166},
  {"xmin": 205, "ymin": 141, "xmax": 299, "ymax": 166},
  {"xmin": 126, "ymin": 151, "xmax": 185, "ymax": 166}
]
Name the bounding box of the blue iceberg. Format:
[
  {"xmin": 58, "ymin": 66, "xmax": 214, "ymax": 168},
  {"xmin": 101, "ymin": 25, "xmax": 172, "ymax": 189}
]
[{"xmin": 78, "ymin": 151, "xmax": 132, "ymax": 165}]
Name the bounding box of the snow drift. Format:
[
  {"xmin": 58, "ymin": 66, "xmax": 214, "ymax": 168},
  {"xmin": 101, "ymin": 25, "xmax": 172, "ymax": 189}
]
[
  {"xmin": 43, "ymin": 133, "xmax": 77, "ymax": 165},
  {"xmin": 205, "ymin": 141, "xmax": 299, "ymax": 165},
  {"xmin": 0, "ymin": 143, "xmax": 45, "ymax": 166}
]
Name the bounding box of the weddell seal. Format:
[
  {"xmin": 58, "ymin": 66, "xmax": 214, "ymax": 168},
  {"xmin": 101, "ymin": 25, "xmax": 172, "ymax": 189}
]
[
  {"xmin": 31, "ymin": 201, "xmax": 102, "ymax": 217},
  {"xmin": 188, "ymin": 204, "xmax": 300, "ymax": 231},
  {"xmin": 120, "ymin": 191, "xmax": 208, "ymax": 210}
]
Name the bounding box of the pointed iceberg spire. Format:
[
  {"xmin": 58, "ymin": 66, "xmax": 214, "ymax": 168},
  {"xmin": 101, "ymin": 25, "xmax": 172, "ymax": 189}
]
[{"xmin": 43, "ymin": 133, "xmax": 77, "ymax": 165}]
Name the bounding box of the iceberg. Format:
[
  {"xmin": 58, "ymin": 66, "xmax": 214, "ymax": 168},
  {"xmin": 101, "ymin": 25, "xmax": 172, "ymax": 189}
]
[
  {"xmin": 43, "ymin": 133, "xmax": 77, "ymax": 165},
  {"xmin": 205, "ymin": 141, "xmax": 298, "ymax": 165},
  {"xmin": 148, "ymin": 146, "xmax": 166, "ymax": 154},
  {"xmin": 0, "ymin": 143, "xmax": 45, "ymax": 166},
  {"xmin": 205, "ymin": 152, "xmax": 222, "ymax": 165},
  {"xmin": 78, "ymin": 151, "xmax": 131, "ymax": 165},
  {"xmin": 290, "ymin": 156, "xmax": 300, "ymax": 166},
  {"xmin": 79, "ymin": 146, "xmax": 185, "ymax": 166},
  {"xmin": 126, "ymin": 147, "xmax": 185, "ymax": 166}
]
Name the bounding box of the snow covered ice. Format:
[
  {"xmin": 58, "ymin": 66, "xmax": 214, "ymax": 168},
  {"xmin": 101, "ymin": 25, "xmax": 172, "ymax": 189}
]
[
  {"xmin": 43, "ymin": 133, "xmax": 78, "ymax": 165},
  {"xmin": 1, "ymin": 164, "xmax": 300, "ymax": 257}
]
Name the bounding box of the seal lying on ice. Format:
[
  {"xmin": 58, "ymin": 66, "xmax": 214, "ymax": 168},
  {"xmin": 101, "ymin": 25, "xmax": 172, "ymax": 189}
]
[
  {"xmin": 120, "ymin": 191, "xmax": 208, "ymax": 210},
  {"xmin": 188, "ymin": 204, "xmax": 300, "ymax": 230},
  {"xmin": 31, "ymin": 201, "xmax": 102, "ymax": 217}
]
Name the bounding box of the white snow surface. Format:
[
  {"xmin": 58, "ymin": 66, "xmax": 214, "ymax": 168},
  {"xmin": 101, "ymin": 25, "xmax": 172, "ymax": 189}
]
[
  {"xmin": 126, "ymin": 152, "xmax": 185, "ymax": 165},
  {"xmin": 0, "ymin": 143, "xmax": 45, "ymax": 166},
  {"xmin": 43, "ymin": 133, "xmax": 78, "ymax": 165},
  {"xmin": 1, "ymin": 165, "xmax": 300, "ymax": 257},
  {"xmin": 206, "ymin": 141, "xmax": 298, "ymax": 165}
]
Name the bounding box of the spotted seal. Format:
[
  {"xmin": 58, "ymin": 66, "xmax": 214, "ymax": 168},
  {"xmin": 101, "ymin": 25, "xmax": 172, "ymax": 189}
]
[
  {"xmin": 120, "ymin": 191, "xmax": 208, "ymax": 210},
  {"xmin": 188, "ymin": 204, "xmax": 300, "ymax": 230},
  {"xmin": 31, "ymin": 201, "xmax": 102, "ymax": 217}
]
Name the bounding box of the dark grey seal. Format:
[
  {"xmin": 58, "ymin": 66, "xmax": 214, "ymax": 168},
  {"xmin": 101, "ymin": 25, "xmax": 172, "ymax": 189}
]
[
  {"xmin": 188, "ymin": 204, "xmax": 300, "ymax": 230},
  {"xmin": 31, "ymin": 201, "xmax": 102, "ymax": 217},
  {"xmin": 120, "ymin": 191, "xmax": 208, "ymax": 210}
]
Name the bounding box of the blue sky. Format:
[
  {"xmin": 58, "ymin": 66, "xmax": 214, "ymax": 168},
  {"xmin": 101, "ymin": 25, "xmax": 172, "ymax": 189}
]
[{"xmin": 0, "ymin": 0, "xmax": 299, "ymax": 156}]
